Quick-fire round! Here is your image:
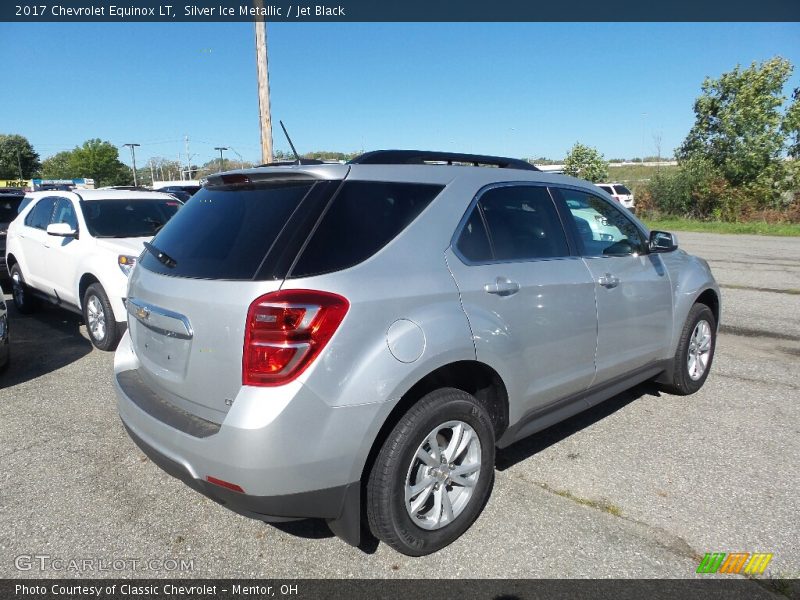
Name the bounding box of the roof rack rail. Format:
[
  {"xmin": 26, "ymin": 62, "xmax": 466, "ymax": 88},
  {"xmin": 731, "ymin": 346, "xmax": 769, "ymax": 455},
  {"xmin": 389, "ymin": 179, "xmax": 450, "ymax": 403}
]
[{"xmin": 349, "ymin": 150, "xmax": 539, "ymax": 171}]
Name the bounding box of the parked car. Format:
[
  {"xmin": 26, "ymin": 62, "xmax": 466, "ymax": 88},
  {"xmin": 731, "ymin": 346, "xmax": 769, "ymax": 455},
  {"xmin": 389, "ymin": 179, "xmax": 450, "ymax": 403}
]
[
  {"xmin": 596, "ymin": 182, "xmax": 635, "ymax": 210},
  {"xmin": 0, "ymin": 189, "xmax": 26, "ymax": 281},
  {"xmin": 0, "ymin": 282, "xmax": 8, "ymax": 370},
  {"xmin": 5, "ymin": 189, "xmax": 182, "ymax": 350},
  {"xmin": 155, "ymin": 184, "xmax": 201, "ymax": 201},
  {"xmin": 114, "ymin": 150, "xmax": 719, "ymax": 556}
]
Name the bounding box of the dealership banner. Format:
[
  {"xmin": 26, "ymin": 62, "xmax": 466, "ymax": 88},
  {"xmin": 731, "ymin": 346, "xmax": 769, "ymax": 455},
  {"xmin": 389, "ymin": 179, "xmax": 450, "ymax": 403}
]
[
  {"xmin": 2, "ymin": 0, "xmax": 799, "ymax": 22},
  {"xmin": 2, "ymin": 579, "xmax": 796, "ymax": 599}
]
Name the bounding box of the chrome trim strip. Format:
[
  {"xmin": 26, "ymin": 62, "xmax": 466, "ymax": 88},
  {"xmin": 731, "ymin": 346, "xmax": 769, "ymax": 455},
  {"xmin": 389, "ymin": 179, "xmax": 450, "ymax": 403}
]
[{"xmin": 127, "ymin": 297, "xmax": 193, "ymax": 340}]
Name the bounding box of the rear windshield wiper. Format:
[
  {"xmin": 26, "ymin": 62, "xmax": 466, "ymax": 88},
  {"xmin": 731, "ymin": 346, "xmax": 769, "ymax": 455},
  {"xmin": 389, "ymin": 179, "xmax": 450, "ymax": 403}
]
[{"xmin": 143, "ymin": 241, "xmax": 178, "ymax": 268}]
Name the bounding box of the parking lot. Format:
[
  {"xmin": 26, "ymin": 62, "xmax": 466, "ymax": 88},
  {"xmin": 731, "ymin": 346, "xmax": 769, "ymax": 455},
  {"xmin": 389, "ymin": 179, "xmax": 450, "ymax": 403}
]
[{"xmin": 1, "ymin": 231, "xmax": 798, "ymax": 580}]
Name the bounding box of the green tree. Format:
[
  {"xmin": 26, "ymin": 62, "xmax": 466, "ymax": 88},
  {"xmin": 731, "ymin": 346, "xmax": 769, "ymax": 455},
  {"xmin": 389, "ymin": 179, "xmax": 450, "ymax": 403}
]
[
  {"xmin": 563, "ymin": 143, "xmax": 608, "ymax": 182},
  {"xmin": 0, "ymin": 134, "xmax": 41, "ymax": 179},
  {"xmin": 782, "ymin": 86, "xmax": 800, "ymax": 159},
  {"xmin": 68, "ymin": 139, "xmax": 131, "ymax": 186},
  {"xmin": 39, "ymin": 151, "xmax": 74, "ymax": 179},
  {"xmin": 677, "ymin": 57, "xmax": 796, "ymax": 186}
]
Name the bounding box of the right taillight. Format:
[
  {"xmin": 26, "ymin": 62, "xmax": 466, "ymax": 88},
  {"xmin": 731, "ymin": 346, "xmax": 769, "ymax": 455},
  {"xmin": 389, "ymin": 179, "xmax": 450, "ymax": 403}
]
[{"xmin": 242, "ymin": 289, "xmax": 349, "ymax": 387}]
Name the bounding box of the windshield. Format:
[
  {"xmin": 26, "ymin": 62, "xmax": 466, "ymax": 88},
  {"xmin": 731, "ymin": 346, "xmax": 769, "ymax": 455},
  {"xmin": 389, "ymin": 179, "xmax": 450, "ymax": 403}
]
[
  {"xmin": 613, "ymin": 184, "xmax": 632, "ymax": 195},
  {"xmin": 80, "ymin": 198, "xmax": 182, "ymax": 238},
  {"xmin": 0, "ymin": 196, "xmax": 24, "ymax": 224}
]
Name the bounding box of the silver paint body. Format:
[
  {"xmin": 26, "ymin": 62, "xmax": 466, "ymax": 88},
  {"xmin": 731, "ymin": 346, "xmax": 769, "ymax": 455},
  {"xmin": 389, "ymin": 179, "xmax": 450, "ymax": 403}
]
[{"xmin": 114, "ymin": 163, "xmax": 720, "ymax": 499}]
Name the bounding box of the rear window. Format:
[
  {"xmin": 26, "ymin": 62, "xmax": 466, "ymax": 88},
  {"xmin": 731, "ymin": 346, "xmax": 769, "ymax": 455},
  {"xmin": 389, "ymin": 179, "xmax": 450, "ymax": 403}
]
[
  {"xmin": 289, "ymin": 181, "xmax": 443, "ymax": 278},
  {"xmin": 81, "ymin": 198, "xmax": 181, "ymax": 238},
  {"xmin": 613, "ymin": 184, "xmax": 632, "ymax": 195},
  {"xmin": 140, "ymin": 181, "xmax": 316, "ymax": 280}
]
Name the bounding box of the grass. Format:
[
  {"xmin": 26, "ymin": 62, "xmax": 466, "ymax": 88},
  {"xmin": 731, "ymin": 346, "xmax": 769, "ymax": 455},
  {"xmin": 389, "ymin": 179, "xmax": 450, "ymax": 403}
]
[
  {"xmin": 607, "ymin": 163, "xmax": 677, "ymax": 184},
  {"xmin": 642, "ymin": 217, "xmax": 800, "ymax": 237}
]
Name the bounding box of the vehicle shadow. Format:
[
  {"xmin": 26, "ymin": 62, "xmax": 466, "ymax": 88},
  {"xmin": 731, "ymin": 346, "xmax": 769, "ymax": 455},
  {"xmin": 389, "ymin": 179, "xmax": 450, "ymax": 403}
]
[
  {"xmin": 267, "ymin": 383, "xmax": 662, "ymax": 554},
  {"xmin": 0, "ymin": 298, "xmax": 93, "ymax": 389},
  {"xmin": 495, "ymin": 381, "xmax": 663, "ymax": 471}
]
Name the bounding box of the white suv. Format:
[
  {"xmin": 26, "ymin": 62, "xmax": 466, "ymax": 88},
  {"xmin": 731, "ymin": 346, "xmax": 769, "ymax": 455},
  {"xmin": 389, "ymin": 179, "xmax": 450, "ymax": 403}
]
[
  {"xmin": 596, "ymin": 183, "xmax": 635, "ymax": 211},
  {"xmin": 5, "ymin": 189, "xmax": 181, "ymax": 350}
]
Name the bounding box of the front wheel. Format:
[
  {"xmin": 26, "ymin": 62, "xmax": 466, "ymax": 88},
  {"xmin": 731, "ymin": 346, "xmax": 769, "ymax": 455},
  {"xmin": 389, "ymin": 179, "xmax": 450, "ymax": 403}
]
[
  {"xmin": 82, "ymin": 283, "xmax": 120, "ymax": 351},
  {"xmin": 366, "ymin": 388, "xmax": 495, "ymax": 556},
  {"xmin": 661, "ymin": 303, "xmax": 716, "ymax": 395}
]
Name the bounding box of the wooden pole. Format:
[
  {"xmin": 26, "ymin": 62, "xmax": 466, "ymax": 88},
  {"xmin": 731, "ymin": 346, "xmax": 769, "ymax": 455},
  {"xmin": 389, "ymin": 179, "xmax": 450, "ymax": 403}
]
[{"xmin": 254, "ymin": 1, "xmax": 273, "ymax": 164}]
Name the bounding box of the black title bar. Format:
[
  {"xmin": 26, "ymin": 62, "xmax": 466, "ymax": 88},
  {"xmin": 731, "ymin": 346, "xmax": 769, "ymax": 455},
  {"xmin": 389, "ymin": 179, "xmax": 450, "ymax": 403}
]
[{"xmin": 3, "ymin": 0, "xmax": 800, "ymax": 22}]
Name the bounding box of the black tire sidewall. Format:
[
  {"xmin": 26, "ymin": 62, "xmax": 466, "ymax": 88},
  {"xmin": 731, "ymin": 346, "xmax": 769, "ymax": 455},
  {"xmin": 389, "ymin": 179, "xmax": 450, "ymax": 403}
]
[
  {"xmin": 10, "ymin": 265, "xmax": 35, "ymax": 314},
  {"xmin": 82, "ymin": 283, "xmax": 119, "ymax": 351},
  {"xmin": 675, "ymin": 304, "xmax": 716, "ymax": 394},
  {"xmin": 369, "ymin": 388, "xmax": 495, "ymax": 556}
]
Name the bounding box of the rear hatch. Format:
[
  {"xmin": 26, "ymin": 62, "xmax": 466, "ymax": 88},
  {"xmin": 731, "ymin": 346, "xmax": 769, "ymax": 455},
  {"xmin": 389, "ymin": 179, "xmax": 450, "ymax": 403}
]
[{"xmin": 125, "ymin": 169, "xmax": 345, "ymax": 422}]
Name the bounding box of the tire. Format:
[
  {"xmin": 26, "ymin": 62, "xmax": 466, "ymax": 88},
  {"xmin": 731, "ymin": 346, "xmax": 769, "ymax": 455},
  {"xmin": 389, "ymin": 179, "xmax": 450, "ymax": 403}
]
[
  {"xmin": 366, "ymin": 388, "xmax": 496, "ymax": 556},
  {"xmin": 660, "ymin": 303, "xmax": 716, "ymax": 396},
  {"xmin": 9, "ymin": 264, "xmax": 37, "ymax": 314},
  {"xmin": 82, "ymin": 283, "xmax": 120, "ymax": 351}
]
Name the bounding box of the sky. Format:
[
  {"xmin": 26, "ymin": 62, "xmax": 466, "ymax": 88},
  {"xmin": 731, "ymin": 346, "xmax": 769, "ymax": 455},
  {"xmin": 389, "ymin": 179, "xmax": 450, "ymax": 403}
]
[{"xmin": 1, "ymin": 22, "xmax": 800, "ymax": 168}]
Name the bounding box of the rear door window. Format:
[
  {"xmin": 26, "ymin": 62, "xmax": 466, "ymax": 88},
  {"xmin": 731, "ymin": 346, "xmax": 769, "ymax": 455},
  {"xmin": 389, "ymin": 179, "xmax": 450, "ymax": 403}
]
[
  {"xmin": 289, "ymin": 181, "xmax": 443, "ymax": 278},
  {"xmin": 456, "ymin": 185, "xmax": 569, "ymax": 263}
]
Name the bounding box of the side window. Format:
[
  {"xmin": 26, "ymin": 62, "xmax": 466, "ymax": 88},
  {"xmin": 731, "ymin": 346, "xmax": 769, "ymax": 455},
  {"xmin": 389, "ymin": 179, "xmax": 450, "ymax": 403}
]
[
  {"xmin": 23, "ymin": 197, "xmax": 57, "ymax": 230},
  {"xmin": 455, "ymin": 207, "xmax": 492, "ymax": 262},
  {"xmin": 53, "ymin": 198, "xmax": 78, "ymax": 230},
  {"xmin": 290, "ymin": 181, "xmax": 443, "ymax": 278},
  {"xmin": 557, "ymin": 188, "xmax": 645, "ymax": 257},
  {"xmin": 476, "ymin": 185, "xmax": 569, "ymax": 262}
]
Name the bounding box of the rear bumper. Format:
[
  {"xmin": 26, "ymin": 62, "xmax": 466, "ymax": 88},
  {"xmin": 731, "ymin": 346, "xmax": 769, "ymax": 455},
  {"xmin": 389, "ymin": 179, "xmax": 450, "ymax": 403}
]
[
  {"xmin": 122, "ymin": 422, "xmax": 355, "ymax": 523},
  {"xmin": 113, "ymin": 331, "xmax": 376, "ymax": 545}
]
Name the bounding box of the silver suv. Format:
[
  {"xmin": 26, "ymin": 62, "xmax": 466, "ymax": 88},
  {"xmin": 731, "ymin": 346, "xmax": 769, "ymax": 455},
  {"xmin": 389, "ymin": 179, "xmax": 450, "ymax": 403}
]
[{"xmin": 114, "ymin": 150, "xmax": 720, "ymax": 556}]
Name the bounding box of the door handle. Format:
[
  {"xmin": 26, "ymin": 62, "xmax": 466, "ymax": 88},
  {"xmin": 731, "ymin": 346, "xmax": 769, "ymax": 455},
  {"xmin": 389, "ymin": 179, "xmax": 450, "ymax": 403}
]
[
  {"xmin": 484, "ymin": 277, "xmax": 520, "ymax": 297},
  {"xmin": 598, "ymin": 273, "xmax": 620, "ymax": 288}
]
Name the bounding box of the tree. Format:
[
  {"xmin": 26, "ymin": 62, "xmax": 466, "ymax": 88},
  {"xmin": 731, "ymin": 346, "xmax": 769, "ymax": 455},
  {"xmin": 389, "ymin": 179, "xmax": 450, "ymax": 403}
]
[
  {"xmin": 68, "ymin": 139, "xmax": 131, "ymax": 186},
  {"xmin": 39, "ymin": 151, "xmax": 74, "ymax": 179},
  {"xmin": 563, "ymin": 143, "xmax": 608, "ymax": 182},
  {"xmin": 783, "ymin": 86, "xmax": 800, "ymax": 159},
  {"xmin": 676, "ymin": 57, "xmax": 796, "ymax": 186},
  {"xmin": 0, "ymin": 134, "xmax": 40, "ymax": 179}
]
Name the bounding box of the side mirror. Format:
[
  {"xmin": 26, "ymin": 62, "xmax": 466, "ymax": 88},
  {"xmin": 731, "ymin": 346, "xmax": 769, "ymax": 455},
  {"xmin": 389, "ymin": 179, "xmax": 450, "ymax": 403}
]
[
  {"xmin": 46, "ymin": 222, "xmax": 77, "ymax": 238},
  {"xmin": 649, "ymin": 230, "xmax": 678, "ymax": 253}
]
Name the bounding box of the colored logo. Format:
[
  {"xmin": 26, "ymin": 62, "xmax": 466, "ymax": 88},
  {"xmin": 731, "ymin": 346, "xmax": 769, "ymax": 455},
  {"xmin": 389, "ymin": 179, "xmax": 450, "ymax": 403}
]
[{"xmin": 696, "ymin": 552, "xmax": 773, "ymax": 575}]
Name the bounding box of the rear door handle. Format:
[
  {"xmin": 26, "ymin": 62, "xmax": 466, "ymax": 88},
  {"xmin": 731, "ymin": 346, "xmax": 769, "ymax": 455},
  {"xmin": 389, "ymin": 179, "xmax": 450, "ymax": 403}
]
[
  {"xmin": 484, "ymin": 277, "xmax": 520, "ymax": 297},
  {"xmin": 598, "ymin": 273, "xmax": 620, "ymax": 288}
]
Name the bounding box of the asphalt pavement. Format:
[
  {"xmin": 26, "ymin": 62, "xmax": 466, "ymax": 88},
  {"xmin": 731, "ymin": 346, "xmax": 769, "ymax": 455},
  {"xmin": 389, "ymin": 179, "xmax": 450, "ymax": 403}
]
[{"xmin": 0, "ymin": 232, "xmax": 797, "ymax": 582}]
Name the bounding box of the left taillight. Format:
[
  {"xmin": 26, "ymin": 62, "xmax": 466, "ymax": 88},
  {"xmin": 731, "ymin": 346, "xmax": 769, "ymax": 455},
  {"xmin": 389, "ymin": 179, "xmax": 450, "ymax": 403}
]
[{"xmin": 242, "ymin": 289, "xmax": 349, "ymax": 387}]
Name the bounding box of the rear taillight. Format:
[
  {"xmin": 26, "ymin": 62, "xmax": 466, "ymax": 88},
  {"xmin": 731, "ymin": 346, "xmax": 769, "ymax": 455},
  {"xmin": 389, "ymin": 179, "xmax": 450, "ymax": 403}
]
[{"xmin": 242, "ymin": 289, "xmax": 349, "ymax": 386}]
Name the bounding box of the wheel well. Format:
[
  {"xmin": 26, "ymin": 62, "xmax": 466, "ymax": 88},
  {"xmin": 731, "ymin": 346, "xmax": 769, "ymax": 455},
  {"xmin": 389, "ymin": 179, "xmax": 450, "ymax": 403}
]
[
  {"xmin": 360, "ymin": 360, "xmax": 509, "ymax": 484},
  {"xmin": 6, "ymin": 253, "xmax": 17, "ymax": 272},
  {"xmin": 696, "ymin": 288, "xmax": 720, "ymax": 325},
  {"xmin": 78, "ymin": 274, "xmax": 100, "ymax": 309}
]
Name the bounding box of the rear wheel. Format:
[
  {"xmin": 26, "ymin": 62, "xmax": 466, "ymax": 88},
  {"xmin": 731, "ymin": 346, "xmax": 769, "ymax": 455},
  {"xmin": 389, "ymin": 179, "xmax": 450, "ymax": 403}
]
[
  {"xmin": 366, "ymin": 388, "xmax": 495, "ymax": 556},
  {"xmin": 10, "ymin": 264, "xmax": 37, "ymax": 314},
  {"xmin": 83, "ymin": 283, "xmax": 120, "ymax": 351},
  {"xmin": 661, "ymin": 303, "xmax": 716, "ymax": 395}
]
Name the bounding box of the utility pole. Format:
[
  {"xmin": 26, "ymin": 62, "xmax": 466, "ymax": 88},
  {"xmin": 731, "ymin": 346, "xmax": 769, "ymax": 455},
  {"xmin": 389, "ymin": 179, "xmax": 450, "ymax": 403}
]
[
  {"xmin": 16, "ymin": 150, "xmax": 23, "ymax": 180},
  {"xmin": 254, "ymin": 1, "xmax": 273, "ymax": 164},
  {"xmin": 214, "ymin": 147, "xmax": 229, "ymax": 172},
  {"xmin": 183, "ymin": 136, "xmax": 196, "ymax": 181},
  {"xmin": 123, "ymin": 143, "xmax": 140, "ymax": 186}
]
